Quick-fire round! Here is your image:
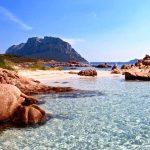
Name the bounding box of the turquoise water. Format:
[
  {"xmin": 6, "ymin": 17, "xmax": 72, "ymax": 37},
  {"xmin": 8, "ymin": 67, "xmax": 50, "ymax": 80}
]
[{"xmin": 1, "ymin": 76, "xmax": 150, "ymax": 150}]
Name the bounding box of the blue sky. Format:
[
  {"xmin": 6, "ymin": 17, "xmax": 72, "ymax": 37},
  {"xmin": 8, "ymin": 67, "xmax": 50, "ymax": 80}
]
[{"xmin": 0, "ymin": 0, "xmax": 150, "ymax": 61}]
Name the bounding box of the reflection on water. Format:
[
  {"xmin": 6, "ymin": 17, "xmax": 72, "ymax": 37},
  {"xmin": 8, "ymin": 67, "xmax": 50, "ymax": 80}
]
[{"xmin": 1, "ymin": 76, "xmax": 150, "ymax": 149}]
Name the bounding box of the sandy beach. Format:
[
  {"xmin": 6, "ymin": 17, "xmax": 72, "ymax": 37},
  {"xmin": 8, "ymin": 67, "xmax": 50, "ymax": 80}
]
[{"xmin": 18, "ymin": 70, "xmax": 122, "ymax": 83}]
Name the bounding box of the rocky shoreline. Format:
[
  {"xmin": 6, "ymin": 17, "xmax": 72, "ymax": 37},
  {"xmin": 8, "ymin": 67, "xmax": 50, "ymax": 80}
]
[
  {"xmin": 0, "ymin": 68, "xmax": 75, "ymax": 126},
  {"xmin": 123, "ymin": 55, "xmax": 150, "ymax": 81},
  {"xmin": 1, "ymin": 54, "xmax": 150, "ymax": 128}
]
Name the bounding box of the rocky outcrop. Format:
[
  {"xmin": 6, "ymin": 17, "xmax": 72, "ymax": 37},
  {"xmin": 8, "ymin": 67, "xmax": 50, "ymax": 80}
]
[
  {"xmin": 6, "ymin": 36, "xmax": 88, "ymax": 63},
  {"xmin": 53, "ymin": 61, "xmax": 90, "ymax": 67},
  {"xmin": 112, "ymin": 64, "xmax": 118, "ymax": 70},
  {"xmin": 0, "ymin": 68, "xmax": 76, "ymax": 126},
  {"xmin": 13, "ymin": 104, "xmax": 46, "ymax": 125},
  {"xmin": 0, "ymin": 84, "xmax": 46, "ymax": 125},
  {"xmin": 121, "ymin": 64, "xmax": 135, "ymax": 70},
  {"xmin": 78, "ymin": 69, "xmax": 97, "ymax": 76},
  {"xmin": 111, "ymin": 69, "xmax": 121, "ymax": 74},
  {"xmin": 121, "ymin": 64, "xmax": 128, "ymax": 69},
  {"xmin": 142, "ymin": 55, "xmax": 150, "ymax": 66},
  {"xmin": 96, "ymin": 63, "xmax": 112, "ymax": 68},
  {"xmin": 135, "ymin": 55, "xmax": 150, "ymax": 68},
  {"xmin": 125, "ymin": 71, "xmax": 150, "ymax": 81},
  {"xmin": 0, "ymin": 68, "xmax": 74, "ymax": 95},
  {"xmin": 111, "ymin": 64, "xmax": 121, "ymax": 74}
]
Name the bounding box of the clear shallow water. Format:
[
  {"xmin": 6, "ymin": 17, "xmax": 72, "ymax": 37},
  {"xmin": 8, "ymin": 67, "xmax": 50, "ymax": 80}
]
[{"xmin": 1, "ymin": 76, "xmax": 150, "ymax": 149}]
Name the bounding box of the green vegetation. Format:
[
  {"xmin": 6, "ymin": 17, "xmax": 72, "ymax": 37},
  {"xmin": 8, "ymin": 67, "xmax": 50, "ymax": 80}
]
[
  {"xmin": 0, "ymin": 54, "xmax": 38, "ymax": 71},
  {"xmin": 0, "ymin": 57, "xmax": 14, "ymax": 70},
  {"xmin": 0, "ymin": 54, "xmax": 62, "ymax": 71},
  {"xmin": 28, "ymin": 63, "xmax": 63, "ymax": 71},
  {"xmin": 29, "ymin": 63, "xmax": 47, "ymax": 70},
  {"xmin": 0, "ymin": 54, "xmax": 37, "ymax": 63}
]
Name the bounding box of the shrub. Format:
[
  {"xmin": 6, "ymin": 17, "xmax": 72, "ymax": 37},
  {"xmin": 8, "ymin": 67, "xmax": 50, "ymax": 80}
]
[
  {"xmin": 29, "ymin": 63, "xmax": 47, "ymax": 70},
  {"xmin": 0, "ymin": 57, "xmax": 14, "ymax": 70}
]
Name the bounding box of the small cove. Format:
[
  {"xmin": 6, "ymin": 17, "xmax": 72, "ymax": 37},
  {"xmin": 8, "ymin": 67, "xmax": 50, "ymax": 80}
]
[{"xmin": 1, "ymin": 76, "xmax": 150, "ymax": 149}]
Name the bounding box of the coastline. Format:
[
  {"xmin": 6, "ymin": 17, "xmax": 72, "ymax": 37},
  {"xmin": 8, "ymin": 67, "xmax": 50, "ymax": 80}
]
[{"xmin": 18, "ymin": 70, "xmax": 122, "ymax": 83}]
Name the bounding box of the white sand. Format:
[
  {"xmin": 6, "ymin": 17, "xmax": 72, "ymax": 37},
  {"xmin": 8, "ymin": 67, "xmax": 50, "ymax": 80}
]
[{"xmin": 18, "ymin": 70, "xmax": 122, "ymax": 82}]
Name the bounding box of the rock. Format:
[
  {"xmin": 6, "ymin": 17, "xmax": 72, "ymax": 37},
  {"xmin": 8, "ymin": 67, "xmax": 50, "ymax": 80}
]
[
  {"xmin": 13, "ymin": 104, "xmax": 46, "ymax": 125},
  {"xmin": 121, "ymin": 64, "xmax": 135, "ymax": 70},
  {"xmin": 125, "ymin": 71, "xmax": 150, "ymax": 81},
  {"xmin": 135, "ymin": 55, "xmax": 150, "ymax": 67},
  {"xmin": 78, "ymin": 69, "xmax": 97, "ymax": 76},
  {"xmin": 0, "ymin": 68, "xmax": 74, "ymax": 94},
  {"xmin": 68, "ymin": 71, "xmax": 78, "ymax": 74},
  {"xmin": 121, "ymin": 64, "xmax": 128, "ymax": 69},
  {"xmin": 54, "ymin": 61, "xmax": 90, "ymax": 67},
  {"xmin": 0, "ymin": 84, "xmax": 21, "ymax": 121},
  {"xmin": 96, "ymin": 63, "xmax": 112, "ymax": 68},
  {"xmin": 112, "ymin": 64, "xmax": 118, "ymax": 70},
  {"xmin": 142, "ymin": 55, "xmax": 150, "ymax": 66},
  {"xmin": 111, "ymin": 64, "xmax": 121, "ymax": 74},
  {"xmin": 0, "ymin": 84, "xmax": 45, "ymax": 125},
  {"xmin": 111, "ymin": 69, "xmax": 121, "ymax": 74},
  {"xmin": 6, "ymin": 36, "xmax": 88, "ymax": 63},
  {"xmin": 135, "ymin": 60, "xmax": 142, "ymax": 67}
]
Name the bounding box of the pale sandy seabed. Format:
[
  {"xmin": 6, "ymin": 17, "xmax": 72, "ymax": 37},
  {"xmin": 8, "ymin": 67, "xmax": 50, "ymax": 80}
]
[{"xmin": 2, "ymin": 70, "xmax": 150, "ymax": 149}]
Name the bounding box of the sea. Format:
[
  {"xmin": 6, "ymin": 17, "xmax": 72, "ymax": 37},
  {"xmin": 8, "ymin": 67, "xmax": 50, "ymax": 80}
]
[
  {"xmin": 1, "ymin": 61, "xmax": 150, "ymax": 150},
  {"xmin": 45, "ymin": 62, "xmax": 133, "ymax": 71}
]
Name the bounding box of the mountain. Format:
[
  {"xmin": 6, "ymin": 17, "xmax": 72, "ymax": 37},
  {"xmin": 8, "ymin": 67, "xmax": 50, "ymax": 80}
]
[
  {"xmin": 127, "ymin": 58, "xmax": 138, "ymax": 64},
  {"xmin": 6, "ymin": 36, "xmax": 88, "ymax": 63}
]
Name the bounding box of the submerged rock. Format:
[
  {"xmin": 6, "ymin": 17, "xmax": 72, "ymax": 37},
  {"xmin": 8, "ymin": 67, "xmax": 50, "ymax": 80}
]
[
  {"xmin": 13, "ymin": 104, "xmax": 46, "ymax": 125},
  {"xmin": 78, "ymin": 69, "xmax": 97, "ymax": 76},
  {"xmin": 0, "ymin": 68, "xmax": 75, "ymax": 127}
]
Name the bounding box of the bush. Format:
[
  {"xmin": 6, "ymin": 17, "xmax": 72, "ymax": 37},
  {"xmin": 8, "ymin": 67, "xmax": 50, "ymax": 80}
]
[
  {"xmin": 29, "ymin": 63, "xmax": 47, "ymax": 70},
  {"xmin": 0, "ymin": 57, "xmax": 14, "ymax": 70}
]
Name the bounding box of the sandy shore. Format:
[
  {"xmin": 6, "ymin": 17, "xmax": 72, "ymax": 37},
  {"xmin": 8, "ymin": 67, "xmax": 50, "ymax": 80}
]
[{"xmin": 18, "ymin": 70, "xmax": 122, "ymax": 83}]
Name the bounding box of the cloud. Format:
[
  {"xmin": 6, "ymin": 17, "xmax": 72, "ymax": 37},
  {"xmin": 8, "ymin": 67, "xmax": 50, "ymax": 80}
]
[
  {"xmin": 0, "ymin": 5, "xmax": 32, "ymax": 31},
  {"xmin": 62, "ymin": 38, "xmax": 85, "ymax": 45}
]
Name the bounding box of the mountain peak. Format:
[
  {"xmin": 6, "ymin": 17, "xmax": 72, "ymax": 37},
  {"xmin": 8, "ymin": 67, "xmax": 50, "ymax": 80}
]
[
  {"xmin": 27, "ymin": 37, "xmax": 41, "ymax": 43},
  {"xmin": 6, "ymin": 36, "xmax": 88, "ymax": 62}
]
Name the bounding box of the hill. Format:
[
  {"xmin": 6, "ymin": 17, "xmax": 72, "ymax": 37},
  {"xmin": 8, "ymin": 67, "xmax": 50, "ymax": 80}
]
[
  {"xmin": 127, "ymin": 58, "xmax": 138, "ymax": 64},
  {"xmin": 6, "ymin": 36, "xmax": 88, "ymax": 63}
]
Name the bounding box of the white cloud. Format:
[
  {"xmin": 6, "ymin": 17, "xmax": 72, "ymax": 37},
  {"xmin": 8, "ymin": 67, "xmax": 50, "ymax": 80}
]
[
  {"xmin": 0, "ymin": 5, "xmax": 32, "ymax": 31},
  {"xmin": 62, "ymin": 38, "xmax": 85, "ymax": 45}
]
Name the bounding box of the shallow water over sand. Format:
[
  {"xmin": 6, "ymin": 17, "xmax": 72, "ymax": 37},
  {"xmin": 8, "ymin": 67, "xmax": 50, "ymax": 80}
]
[{"xmin": 1, "ymin": 76, "xmax": 150, "ymax": 150}]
